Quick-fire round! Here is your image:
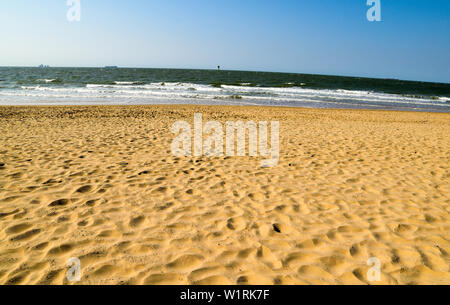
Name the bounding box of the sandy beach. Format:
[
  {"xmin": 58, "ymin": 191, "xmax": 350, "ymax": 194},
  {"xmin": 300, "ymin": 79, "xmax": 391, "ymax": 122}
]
[{"xmin": 0, "ymin": 105, "xmax": 449, "ymax": 285}]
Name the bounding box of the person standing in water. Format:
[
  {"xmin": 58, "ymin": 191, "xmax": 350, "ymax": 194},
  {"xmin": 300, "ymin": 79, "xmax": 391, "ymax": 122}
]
[{"xmin": 217, "ymin": 65, "xmax": 221, "ymax": 71}]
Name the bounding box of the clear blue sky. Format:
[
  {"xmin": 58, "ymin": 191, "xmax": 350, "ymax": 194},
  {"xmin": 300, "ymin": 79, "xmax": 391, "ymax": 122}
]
[{"xmin": 1, "ymin": 0, "xmax": 449, "ymax": 83}]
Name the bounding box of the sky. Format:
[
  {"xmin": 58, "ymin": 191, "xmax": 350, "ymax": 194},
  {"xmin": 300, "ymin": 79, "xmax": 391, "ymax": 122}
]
[{"xmin": 0, "ymin": 0, "xmax": 449, "ymax": 83}]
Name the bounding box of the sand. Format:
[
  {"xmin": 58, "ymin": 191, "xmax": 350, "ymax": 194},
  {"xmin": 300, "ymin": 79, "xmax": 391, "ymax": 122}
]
[{"xmin": 0, "ymin": 105, "xmax": 449, "ymax": 285}]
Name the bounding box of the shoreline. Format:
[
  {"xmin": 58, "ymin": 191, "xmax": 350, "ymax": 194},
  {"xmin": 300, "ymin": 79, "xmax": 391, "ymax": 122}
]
[{"xmin": 1, "ymin": 103, "xmax": 450, "ymax": 114}]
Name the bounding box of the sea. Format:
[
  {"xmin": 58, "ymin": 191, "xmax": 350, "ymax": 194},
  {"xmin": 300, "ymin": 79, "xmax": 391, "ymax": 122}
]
[{"xmin": 0, "ymin": 67, "xmax": 449, "ymax": 112}]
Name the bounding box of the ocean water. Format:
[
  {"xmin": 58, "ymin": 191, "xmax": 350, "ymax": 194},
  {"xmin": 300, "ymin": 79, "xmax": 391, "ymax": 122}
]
[{"xmin": 0, "ymin": 67, "xmax": 449, "ymax": 112}]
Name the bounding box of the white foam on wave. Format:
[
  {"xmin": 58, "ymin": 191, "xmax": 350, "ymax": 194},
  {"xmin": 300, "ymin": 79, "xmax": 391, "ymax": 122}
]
[
  {"xmin": 114, "ymin": 81, "xmax": 139, "ymax": 85},
  {"xmin": 2, "ymin": 82, "xmax": 449, "ymax": 110}
]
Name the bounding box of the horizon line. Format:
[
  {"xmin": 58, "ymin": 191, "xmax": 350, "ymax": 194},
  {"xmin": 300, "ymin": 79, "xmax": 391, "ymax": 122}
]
[{"xmin": 1, "ymin": 65, "xmax": 449, "ymax": 85}]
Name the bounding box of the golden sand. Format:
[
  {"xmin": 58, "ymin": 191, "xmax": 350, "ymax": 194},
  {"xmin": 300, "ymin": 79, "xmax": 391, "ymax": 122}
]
[{"xmin": 0, "ymin": 105, "xmax": 449, "ymax": 285}]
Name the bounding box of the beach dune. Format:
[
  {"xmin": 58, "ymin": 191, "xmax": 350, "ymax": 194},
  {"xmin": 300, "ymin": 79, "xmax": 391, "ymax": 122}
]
[{"xmin": 0, "ymin": 105, "xmax": 449, "ymax": 285}]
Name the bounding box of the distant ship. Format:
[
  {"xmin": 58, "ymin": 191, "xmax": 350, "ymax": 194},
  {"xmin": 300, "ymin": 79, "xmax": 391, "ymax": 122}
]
[
  {"xmin": 104, "ymin": 66, "xmax": 118, "ymax": 69},
  {"xmin": 38, "ymin": 64, "xmax": 50, "ymax": 68}
]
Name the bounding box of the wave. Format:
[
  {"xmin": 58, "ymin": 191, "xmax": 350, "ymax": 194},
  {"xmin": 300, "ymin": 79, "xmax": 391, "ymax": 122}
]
[
  {"xmin": 1, "ymin": 82, "xmax": 448, "ymax": 111},
  {"xmin": 114, "ymin": 81, "xmax": 146, "ymax": 85},
  {"xmin": 36, "ymin": 79, "xmax": 62, "ymax": 84}
]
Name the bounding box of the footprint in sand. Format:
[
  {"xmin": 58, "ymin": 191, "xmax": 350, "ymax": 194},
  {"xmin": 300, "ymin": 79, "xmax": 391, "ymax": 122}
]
[
  {"xmin": 237, "ymin": 274, "xmax": 273, "ymax": 285},
  {"xmin": 10, "ymin": 229, "xmax": 41, "ymax": 242},
  {"xmin": 6, "ymin": 223, "xmax": 33, "ymax": 234},
  {"xmin": 38, "ymin": 269, "xmax": 66, "ymax": 285},
  {"xmin": 152, "ymin": 186, "xmax": 167, "ymax": 194},
  {"xmin": 129, "ymin": 216, "xmax": 146, "ymax": 228},
  {"xmin": 48, "ymin": 199, "xmax": 71, "ymax": 207},
  {"xmin": 84, "ymin": 199, "xmax": 98, "ymax": 207},
  {"xmin": 48, "ymin": 243, "xmax": 74, "ymax": 257},
  {"xmin": 227, "ymin": 217, "xmax": 246, "ymax": 231},
  {"xmin": 0, "ymin": 209, "xmax": 21, "ymax": 219},
  {"xmin": 32, "ymin": 242, "xmax": 49, "ymax": 251},
  {"xmin": 76, "ymin": 185, "xmax": 93, "ymax": 193}
]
